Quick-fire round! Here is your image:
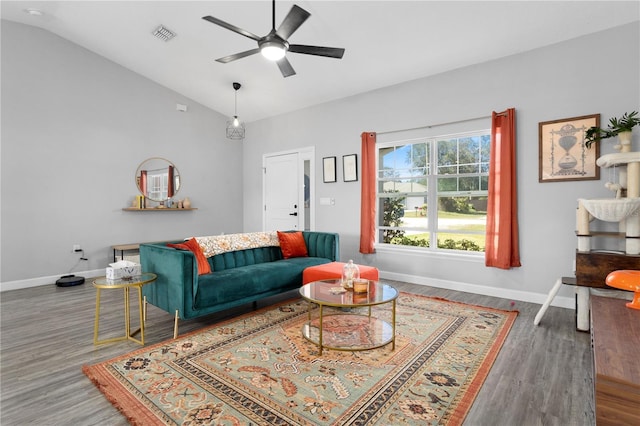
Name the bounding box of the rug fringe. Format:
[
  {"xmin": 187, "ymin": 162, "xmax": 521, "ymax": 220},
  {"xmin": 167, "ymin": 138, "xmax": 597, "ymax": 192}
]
[{"xmin": 82, "ymin": 364, "xmax": 162, "ymax": 426}]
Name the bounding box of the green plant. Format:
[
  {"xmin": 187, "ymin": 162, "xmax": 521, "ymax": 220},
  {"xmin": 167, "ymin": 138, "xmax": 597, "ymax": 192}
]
[
  {"xmin": 439, "ymin": 196, "xmax": 475, "ymax": 214},
  {"xmin": 382, "ymin": 191, "xmax": 406, "ymax": 243},
  {"xmin": 585, "ymin": 111, "xmax": 640, "ymax": 148}
]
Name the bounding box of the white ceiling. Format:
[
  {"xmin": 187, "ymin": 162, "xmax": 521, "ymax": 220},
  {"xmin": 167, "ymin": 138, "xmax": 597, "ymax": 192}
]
[{"xmin": 2, "ymin": 1, "xmax": 638, "ymax": 122}]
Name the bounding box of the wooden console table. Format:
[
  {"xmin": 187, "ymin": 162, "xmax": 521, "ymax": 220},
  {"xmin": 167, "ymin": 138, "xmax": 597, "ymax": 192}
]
[{"xmin": 590, "ymin": 295, "xmax": 640, "ymax": 425}]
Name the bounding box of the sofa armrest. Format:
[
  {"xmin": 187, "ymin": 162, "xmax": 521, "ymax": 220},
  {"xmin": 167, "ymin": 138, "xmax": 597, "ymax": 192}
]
[
  {"xmin": 303, "ymin": 232, "xmax": 340, "ymax": 261},
  {"xmin": 140, "ymin": 243, "xmax": 197, "ymax": 319}
]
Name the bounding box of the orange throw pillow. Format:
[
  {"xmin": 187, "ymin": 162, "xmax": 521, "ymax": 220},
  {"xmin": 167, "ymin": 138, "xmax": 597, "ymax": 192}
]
[
  {"xmin": 277, "ymin": 231, "xmax": 308, "ymax": 259},
  {"xmin": 167, "ymin": 238, "xmax": 211, "ymax": 275}
]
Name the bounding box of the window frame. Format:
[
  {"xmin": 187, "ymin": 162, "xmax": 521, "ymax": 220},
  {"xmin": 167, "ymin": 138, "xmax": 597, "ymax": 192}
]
[{"xmin": 375, "ymin": 129, "xmax": 490, "ymax": 254}]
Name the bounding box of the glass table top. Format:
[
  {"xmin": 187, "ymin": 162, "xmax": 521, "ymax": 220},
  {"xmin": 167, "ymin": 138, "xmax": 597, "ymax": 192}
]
[
  {"xmin": 299, "ymin": 279, "xmax": 398, "ymax": 307},
  {"xmin": 93, "ymin": 273, "xmax": 157, "ymax": 288}
]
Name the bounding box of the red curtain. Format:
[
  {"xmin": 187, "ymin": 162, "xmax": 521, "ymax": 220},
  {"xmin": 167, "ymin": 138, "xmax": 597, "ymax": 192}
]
[
  {"xmin": 167, "ymin": 165, "xmax": 174, "ymax": 198},
  {"xmin": 140, "ymin": 170, "xmax": 148, "ymax": 197},
  {"xmin": 360, "ymin": 132, "xmax": 377, "ymax": 254},
  {"xmin": 485, "ymin": 108, "xmax": 521, "ymax": 269}
]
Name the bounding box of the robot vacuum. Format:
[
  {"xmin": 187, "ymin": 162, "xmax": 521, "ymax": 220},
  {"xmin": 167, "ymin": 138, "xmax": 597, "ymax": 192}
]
[{"xmin": 56, "ymin": 274, "xmax": 85, "ymax": 287}]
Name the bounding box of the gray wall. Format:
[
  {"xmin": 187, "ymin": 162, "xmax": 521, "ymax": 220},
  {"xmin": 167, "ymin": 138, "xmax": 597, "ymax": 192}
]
[
  {"xmin": 3, "ymin": 18, "xmax": 639, "ymax": 306},
  {"xmin": 1, "ymin": 21, "xmax": 244, "ymax": 287},
  {"xmin": 243, "ymin": 22, "xmax": 640, "ymax": 306}
]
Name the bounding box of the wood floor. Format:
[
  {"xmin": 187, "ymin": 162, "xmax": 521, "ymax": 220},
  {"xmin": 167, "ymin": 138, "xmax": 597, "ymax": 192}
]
[{"xmin": 0, "ymin": 280, "xmax": 594, "ymax": 425}]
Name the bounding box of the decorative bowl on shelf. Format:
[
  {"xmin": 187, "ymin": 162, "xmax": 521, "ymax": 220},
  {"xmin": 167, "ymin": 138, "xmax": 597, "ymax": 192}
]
[{"xmin": 579, "ymin": 198, "xmax": 640, "ymax": 222}]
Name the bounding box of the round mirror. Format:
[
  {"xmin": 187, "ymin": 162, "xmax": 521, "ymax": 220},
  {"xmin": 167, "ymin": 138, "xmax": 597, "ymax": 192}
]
[{"xmin": 135, "ymin": 157, "xmax": 181, "ymax": 202}]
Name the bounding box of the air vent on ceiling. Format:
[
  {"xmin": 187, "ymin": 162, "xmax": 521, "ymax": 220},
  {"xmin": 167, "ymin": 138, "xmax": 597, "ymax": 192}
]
[{"xmin": 152, "ymin": 25, "xmax": 176, "ymax": 42}]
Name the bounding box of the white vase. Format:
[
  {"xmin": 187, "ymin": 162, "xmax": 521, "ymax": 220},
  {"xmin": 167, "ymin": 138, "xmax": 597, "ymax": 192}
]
[
  {"xmin": 183, "ymin": 197, "xmax": 191, "ymax": 209},
  {"xmin": 618, "ymin": 131, "xmax": 633, "ymax": 153}
]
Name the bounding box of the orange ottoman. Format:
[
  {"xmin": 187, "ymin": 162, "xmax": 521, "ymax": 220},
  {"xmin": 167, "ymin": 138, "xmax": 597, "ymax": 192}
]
[{"xmin": 303, "ymin": 262, "xmax": 379, "ymax": 285}]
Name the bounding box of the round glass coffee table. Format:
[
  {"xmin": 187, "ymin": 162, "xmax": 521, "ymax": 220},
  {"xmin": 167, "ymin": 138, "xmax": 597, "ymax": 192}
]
[
  {"xmin": 93, "ymin": 273, "xmax": 157, "ymax": 345},
  {"xmin": 299, "ymin": 279, "xmax": 398, "ymax": 355}
]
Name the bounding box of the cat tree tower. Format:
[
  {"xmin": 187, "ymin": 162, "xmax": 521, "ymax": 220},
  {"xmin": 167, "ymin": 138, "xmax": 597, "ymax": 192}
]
[{"xmin": 535, "ymin": 131, "xmax": 640, "ymax": 330}]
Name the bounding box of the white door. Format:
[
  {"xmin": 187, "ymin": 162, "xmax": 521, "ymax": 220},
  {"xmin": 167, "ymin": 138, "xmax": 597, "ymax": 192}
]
[{"xmin": 264, "ymin": 153, "xmax": 301, "ymax": 231}]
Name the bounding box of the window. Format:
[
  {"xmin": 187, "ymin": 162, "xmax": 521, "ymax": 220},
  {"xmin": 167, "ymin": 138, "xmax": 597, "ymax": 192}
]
[
  {"xmin": 147, "ymin": 171, "xmax": 169, "ymax": 201},
  {"xmin": 376, "ymin": 130, "xmax": 490, "ymax": 252}
]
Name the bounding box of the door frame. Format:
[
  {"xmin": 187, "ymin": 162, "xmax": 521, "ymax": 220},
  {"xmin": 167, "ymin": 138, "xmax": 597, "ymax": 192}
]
[{"xmin": 262, "ymin": 146, "xmax": 316, "ymax": 231}]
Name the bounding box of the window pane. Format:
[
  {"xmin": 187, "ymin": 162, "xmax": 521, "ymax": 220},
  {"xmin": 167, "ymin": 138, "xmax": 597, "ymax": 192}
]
[
  {"xmin": 437, "ymin": 139, "xmax": 457, "ymax": 175},
  {"xmin": 458, "ymin": 176, "xmax": 480, "ymax": 191},
  {"xmin": 411, "ymin": 142, "xmax": 429, "ymax": 175},
  {"xmin": 438, "ymin": 177, "xmax": 458, "ymax": 192},
  {"xmin": 380, "ymin": 178, "xmax": 428, "ymax": 194},
  {"xmin": 437, "ymin": 196, "xmax": 487, "ymax": 251}
]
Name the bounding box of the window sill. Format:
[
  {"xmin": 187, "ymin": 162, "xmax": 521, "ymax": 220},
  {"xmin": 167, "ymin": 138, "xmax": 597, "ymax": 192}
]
[{"xmin": 374, "ymin": 243, "xmax": 485, "ymax": 262}]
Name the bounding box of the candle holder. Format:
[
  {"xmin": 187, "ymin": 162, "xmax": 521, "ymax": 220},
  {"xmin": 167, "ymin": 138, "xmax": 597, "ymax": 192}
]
[{"xmin": 353, "ymin": 278, "xmax": 369, "ymax": 294}]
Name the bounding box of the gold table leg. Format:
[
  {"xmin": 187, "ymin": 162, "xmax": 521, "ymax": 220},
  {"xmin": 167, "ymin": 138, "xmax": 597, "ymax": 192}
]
[
  {"xmin": 318, "ymin": 304, "xmax": 324, "ymax": 355},
  {"xmin": 391, "ymin": 299, "xmax": 396, "ymax": 350},
  {"xmin": 127, "ymin": 285, "xmax": 145, "ymax": 345},
  {"xmin": 93, "ymin": 288, "xmax": 102, "ymax": 345},
  {"xmin": 124, "ymin": 286, "xmax": 130, "ymax": 338},
  {"xmin": 93, "ymin": 284, "xmax": 145, "ymax": 346}
]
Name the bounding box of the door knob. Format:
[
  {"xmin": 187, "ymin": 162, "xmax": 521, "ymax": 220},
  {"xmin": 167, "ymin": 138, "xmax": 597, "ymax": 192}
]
[{"xmin": 289, "ymin": 212, "xmax": 298, "ymax": 216}]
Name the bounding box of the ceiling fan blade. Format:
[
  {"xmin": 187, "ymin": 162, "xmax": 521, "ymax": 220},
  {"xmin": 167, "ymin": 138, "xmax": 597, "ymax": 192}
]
[
  {"xmin": 288, "ymin": 44, "xmax": 345, "ymax": 59},
  {"xmin": 202, "ymin": 15, "xmax": 261, "ymax": 41},
  {"xmin": 276, "ymin": 5, "xmax": 311, "ymax": 40},
  {"xmin": 276, "ymin": 57, "xmax": 296, "ymax": 78},
  {"xmin": 216, "ymin": 48, "xmax": 261, "ymax": 64}
]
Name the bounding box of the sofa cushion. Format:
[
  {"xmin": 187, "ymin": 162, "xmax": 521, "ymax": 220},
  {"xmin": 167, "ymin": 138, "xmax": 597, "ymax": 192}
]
[
  {"xmin": 193, "ymin": 256, "xmax": 331, "ymax": 309},
  {"xmin": 277, "ymin": 231, "xmax": 308, "ymax": 259},
  {"xmin": 167, "ymin": 238, "xmax": 211, "ymax": 275}
]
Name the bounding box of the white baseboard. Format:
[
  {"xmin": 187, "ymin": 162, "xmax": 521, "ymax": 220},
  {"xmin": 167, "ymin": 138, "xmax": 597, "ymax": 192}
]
[
  {"xmin": 0, "ymin": 268, "xmax": 575, "ymax": 311},
  {"xmin": 380, "ymin": 270, "xmax": 575, "ymax": 310},
  {"xmin": 1, "ymin": 269, "xmax": 104, "ymax": 292}
]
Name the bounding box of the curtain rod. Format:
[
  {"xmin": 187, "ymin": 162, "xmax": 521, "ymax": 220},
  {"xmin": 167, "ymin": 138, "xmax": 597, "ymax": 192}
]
[{"xmin": 377, "ymin": 113, "xmax": 502, "ymax": 136}]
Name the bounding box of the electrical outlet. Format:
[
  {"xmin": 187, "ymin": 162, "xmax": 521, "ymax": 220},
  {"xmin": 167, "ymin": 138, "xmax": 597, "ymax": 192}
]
[{"xmin": 73, "ymin": 244, "xmax": 81, "ymax": 252}]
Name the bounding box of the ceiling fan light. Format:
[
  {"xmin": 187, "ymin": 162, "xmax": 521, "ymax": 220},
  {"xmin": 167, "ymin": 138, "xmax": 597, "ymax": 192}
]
[{"xmin": 261, "ymin": 43, "xmax": 286, "ymax": 61}]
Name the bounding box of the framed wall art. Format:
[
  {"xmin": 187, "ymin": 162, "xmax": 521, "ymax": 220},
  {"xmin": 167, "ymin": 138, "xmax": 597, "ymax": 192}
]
[
  {"xmin": 323, "ymin": 156, "xmax": 337, "ymax": 183},
  {"xmin": 539, "ymin": 114, "xmax": 600, "ymax": 182},
  {"xmin": 343, "ymin": 154, "xmax": 358, "ymax": 182}
]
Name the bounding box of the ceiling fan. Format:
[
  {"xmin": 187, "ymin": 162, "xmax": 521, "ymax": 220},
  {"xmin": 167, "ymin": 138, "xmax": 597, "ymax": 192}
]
[{"xmin": 202, "ymin": 0, "xmax": 345, "ymax": 78}]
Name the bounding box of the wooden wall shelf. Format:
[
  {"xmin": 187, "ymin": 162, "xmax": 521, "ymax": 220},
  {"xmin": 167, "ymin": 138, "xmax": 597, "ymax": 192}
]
[{"xmin": 122, "ymin": 208, "xmax": 197, "ymax": 211}]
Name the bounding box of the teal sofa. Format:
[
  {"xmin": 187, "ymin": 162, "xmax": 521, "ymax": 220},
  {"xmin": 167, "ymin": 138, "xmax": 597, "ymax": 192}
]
[{"xmin": 140, "ymin": 231, "xmax": 339, "ymax": 336}]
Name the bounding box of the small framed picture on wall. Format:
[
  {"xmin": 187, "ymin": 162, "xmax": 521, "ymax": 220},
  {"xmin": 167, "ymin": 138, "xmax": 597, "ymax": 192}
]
[
  {"xmin": 323, "ymin": 156, "xmax": 337, "ymax": 183},
  {"xmin": 343, "ymin": 154, "xmax": 358, "ymax": 182}
]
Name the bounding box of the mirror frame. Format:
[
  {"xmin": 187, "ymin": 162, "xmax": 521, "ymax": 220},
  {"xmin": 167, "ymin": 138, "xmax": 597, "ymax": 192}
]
[{"xmin": 135, "ymin": 157, "xmax": 181, "ymax": 202}]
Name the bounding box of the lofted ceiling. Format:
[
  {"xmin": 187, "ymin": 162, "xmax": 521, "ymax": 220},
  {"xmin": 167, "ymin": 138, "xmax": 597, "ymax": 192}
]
[{"xmin": 2, "ymin": 1, "xmax": 638, "ymax": 123}]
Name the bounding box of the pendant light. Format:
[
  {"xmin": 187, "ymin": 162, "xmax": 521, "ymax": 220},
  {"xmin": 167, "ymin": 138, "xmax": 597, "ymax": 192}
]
[{"xmin": 226, "ymin": 82, "xmax": 245, "ymax": 140}]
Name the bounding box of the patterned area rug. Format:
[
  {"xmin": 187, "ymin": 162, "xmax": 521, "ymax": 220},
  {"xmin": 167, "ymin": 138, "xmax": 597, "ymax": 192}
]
[{"xmin": 83, "ymin": 293, "xmax": 517, "ymax": 425}]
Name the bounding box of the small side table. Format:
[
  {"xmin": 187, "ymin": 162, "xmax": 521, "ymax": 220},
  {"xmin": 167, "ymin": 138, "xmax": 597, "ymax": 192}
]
[
  {"xmin": 111, "ymin": 243, "xmax": 142, "ymax": 262},
  {"xmin": 93, "ymin": 273, "xmax": 157, "ymax": 345}
]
